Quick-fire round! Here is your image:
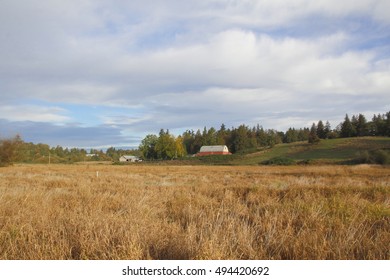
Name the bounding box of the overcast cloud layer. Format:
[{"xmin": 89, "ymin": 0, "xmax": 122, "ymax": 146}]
[{"xmin": 1, "ymin": 0, "xmax": 389, "ymax": 148}]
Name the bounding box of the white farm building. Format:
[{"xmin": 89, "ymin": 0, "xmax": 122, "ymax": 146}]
[
  {"xmin": 196, "ymin": 145, "xmax": 232, "ymax": 156},
  {"xmin": 119, "ymin": 155, "xmax": 142, "ymax": 162}
]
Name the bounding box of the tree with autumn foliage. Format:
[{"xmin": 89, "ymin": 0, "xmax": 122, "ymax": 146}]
[{"xmin": 0, "ymin": 135, "xmax": 23, "ymax": 166}]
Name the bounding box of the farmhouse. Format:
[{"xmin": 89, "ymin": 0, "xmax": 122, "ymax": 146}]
[
  {"xmin": 119, "ymin": 155, "xmax": 141, "ymax": 162},
  {"xmin": 86, "ymin": 153, "xmax": 97, "ymax": 157},
  {"xmin": 196, "ymin": 145, "xmax": 232, "ymax": 156}
]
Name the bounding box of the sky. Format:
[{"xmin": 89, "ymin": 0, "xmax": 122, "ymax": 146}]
[{"xmin": 1, "ymin": 0, "xmax": 389, "ymax": 149}]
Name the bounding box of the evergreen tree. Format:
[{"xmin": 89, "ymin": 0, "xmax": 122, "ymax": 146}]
[
  {"xmin": 205, "ymin": 127, "xmax": 217, "ymax": 145},
  {"xmin": 266, "ymin": 129, "xmax": 282, "ymax": 147},
  {"xmin": 202, "ymin": 127, "xmax": 208, "ymax": 144},
  {"xmin": 372, "ymin": 113, "xmax": 386, "ymax": 136},
  {"xmin": 386, "ymin": 111, "xmax": 390, "ymax": 136},
  {"xmin": 317, "ymin": 120, "xmax": 326, "ymax": 139},
  {"xmin": 182, "ymin": 130, "xmax": 196, "ymax": 154},
  {"xmin": 356, "ymin": 114, "xmax": 368, "ymax": 136},
  {"xmin": 230, "ymin": 125, "xmax": 257, "ymax": 153},
  {"xmin": 297, "ymin": 128, "xmax": 310, "ymax": 141},
  {"xmin": 216, "ymin": 124, "xmax": 227, "ymax": 145},
  {"xmin": 284, "ymin": 128, "xmax": 298, "ymax": 143},
  {"xmin": 370, "ymin": 114, "xmax": 379, "ymax": 135},
  {"xmin": 340, "ymin": 114, "xmax": 356, "ymax": 138},
  {"xmin": 308, "ymin": 123, "xmax": 320, "ymax": 144},
  {"xmin": 255, "ymin": 125, "xmax": 268, "ymax": 147},
  {"xmin": 231, "ymin": 125, "xmax": 249, "ymax": 153},
  {"xmin": 192, "ymin": 129, "xmax": 203, "ymax": 154},
  {"xmin": 106, "ymin": 147, "xmax": 119, "ymax": 161},
  {"xmin": 324, "ymin": 121, "xmax": 331, "ymax": 138},
  {"xmin": 351, "ymin": 115, "xmax": 359, "ymax": 135}
]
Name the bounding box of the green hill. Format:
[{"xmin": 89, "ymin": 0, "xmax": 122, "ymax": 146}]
[
  {"xmin": 230, "ymin": 137, "xmax": 390, "ymax": 165},
  {"xmin": 172, "ymin": 137, "xmax": 390, "ymax": 165}
]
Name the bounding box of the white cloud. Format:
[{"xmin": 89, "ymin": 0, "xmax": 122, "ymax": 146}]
[
  {"xmin": 35, "ymin": 83, "xmax": 120, "ymax": 104},
  {"xmin": 0, "ymin": 1, "xmax": 389, "ymax": 146},
  {"xmin": 210, "ymin": 0, "xmax": 390, "ymax": 26},
  {"xmin": 3, "ymin": 27, "xmax": 388, "ymax": 129},
  {"xmin": 118, "ymin": 30, "xmax": 384, "ymax": 97},
  {"xmin": 0, "ymin": 105, "xmax": 70, "ymax": 123}
]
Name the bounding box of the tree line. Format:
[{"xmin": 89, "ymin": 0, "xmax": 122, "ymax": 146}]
[
  {"xmin": 0, "ymin": 135, "xmax": 138, "ymax": 166},
  {"xmin": 1, "ymin": 111, "xmax": 389, "ymax": 165},
  {"xmin": 139, "ymin": 111, "xmax": 390, "ymax": 160}
]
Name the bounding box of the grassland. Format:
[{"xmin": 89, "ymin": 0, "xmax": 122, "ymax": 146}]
[
  {"xmin": 212, "ymin": 136, "xmax": 390, "ymax": 165},
  {"xmin": 0, "ymin": 164, "xmax": 389, "ymax": 260}
]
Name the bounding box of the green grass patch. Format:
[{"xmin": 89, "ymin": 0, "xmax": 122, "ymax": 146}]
[
  {"xmin": 151, "ymin": 137, "xmax": 390, "ymax": 166},
  {"xmin": 232, "ymin": 137, "xmax": 390, "ymax": 165}
]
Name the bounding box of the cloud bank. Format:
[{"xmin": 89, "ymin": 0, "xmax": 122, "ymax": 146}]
[{"xmin": 0, "ymin": 0, "xmax": 389, "ymax": 147}]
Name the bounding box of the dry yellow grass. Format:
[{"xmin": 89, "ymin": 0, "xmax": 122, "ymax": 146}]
[{"xmin": 0, "ymin": 164, "xmax": 389, "ymax": 260}]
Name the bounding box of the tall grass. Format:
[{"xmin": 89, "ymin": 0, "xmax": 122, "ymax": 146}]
[{"xmin": 0, "ymin": 164, "xmax": 389, "ymax": 259}]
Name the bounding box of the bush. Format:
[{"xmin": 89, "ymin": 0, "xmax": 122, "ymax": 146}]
[
  {"xmin": 356, "ymin": 149, "xmax": 390, "ymax": 165},
  {"xmin": 298, "ymin": 159, "xmax": 312, "ymax": 165},
  {"xmin": 0, "ymin": 136, "xmax": 22, "ymax": 167},
  {"xmin": 371, "ymin": 150, "xmax": 390, "ymax": 165},
  {"xmin": 261, "ymin": 157, "xmax": 295, "ymax": 166}
]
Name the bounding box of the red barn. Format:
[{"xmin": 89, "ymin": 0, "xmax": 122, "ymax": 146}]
[{"xmin": 196, "ymin": 145, "xmax": 232, "ymax": 156}]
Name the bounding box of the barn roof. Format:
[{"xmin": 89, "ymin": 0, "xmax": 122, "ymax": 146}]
[
  {"xmin": 199, "ymin": 145, "xmax": 229, "ymax": 152},
  {"xmin": 120, "ymin": 155, "xmax": 138, "ymax": 159}
]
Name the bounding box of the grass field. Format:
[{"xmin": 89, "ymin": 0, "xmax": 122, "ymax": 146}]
[
  {"xmin": 226, "ymin": 137, "xmax": 390, "ymax": 165},
  {"xmin": 0, "ymin": 164, "xmax": 389, "ymax": 260}
]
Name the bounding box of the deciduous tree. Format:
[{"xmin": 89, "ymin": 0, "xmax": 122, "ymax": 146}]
[
  {"xmin": 0, "ymin": 135, "xmax": 23, "ymax": 166},
  {"xmin": 139, "ymin": 134, "xmax": 158, "ymax": 160}
]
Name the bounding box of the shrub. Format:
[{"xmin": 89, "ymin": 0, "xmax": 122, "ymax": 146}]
[
  {"xmin": 356, "ymin": 149, "xmax": 390, "ymax": 165},
  {"xmin": 261, "ymin": 156, "xmax": 295, "ymax": 166},
  {"xmin": 298, "ymin": 159, "xmax": 312, "ymax": 165},
  {"xmin": 371, "ymin": 150, "xmax": 390, "ymax": 165}
]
